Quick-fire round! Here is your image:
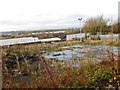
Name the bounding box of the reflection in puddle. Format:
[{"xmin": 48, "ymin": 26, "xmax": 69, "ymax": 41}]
[
  {"xmin": 42, "ymin": 44, "xmax": 120, "ymax": 62},
  {"xmin": 43, "ymin": 50, "xmax": 86, "ymax": 60}
]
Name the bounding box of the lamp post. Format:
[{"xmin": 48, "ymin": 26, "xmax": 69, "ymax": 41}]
[
  {"xmin": 78, "ymin": 18, "xmax": 82, "ymax": 34},
  {"xmin": 78, "ymin": 18, "xmax": 82, "ymax": 41}
]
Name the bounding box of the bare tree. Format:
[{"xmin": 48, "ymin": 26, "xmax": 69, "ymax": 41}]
[{"xmin": 82, "ymin": 15, "xmax": 108, "ymax": 35}]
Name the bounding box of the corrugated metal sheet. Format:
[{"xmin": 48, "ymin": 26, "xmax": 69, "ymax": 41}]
[
  {"xmin": 39, "ymin": 38, "xmax": 61, "ymax": 42},
  {"xmin": 0, "ymin": 37, "xmax": 61, "ymax": 46},
  {"xmin": 100, "ymin": 34, "xmax": 119, "ymax": 40},
  {"xmin": 0, "ymin": 37, "xmax": 40, "ymax": 46}
]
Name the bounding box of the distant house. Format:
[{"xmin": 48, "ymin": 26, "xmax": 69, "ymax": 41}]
[
  {"xmin": 0, "ymin": 37, "xmax": 61, "ymax": 46},
  {"xmin": 66, "ymin": 33, "xmax": 89, "ymax": 41},
  {"xmin": 32, "ymin": 31, "xmax": 65, "ymax": 35}
]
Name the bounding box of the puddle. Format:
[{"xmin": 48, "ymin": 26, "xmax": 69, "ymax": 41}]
[
  {"xmin": 42, "ymin": 44, "xmax": 120, "ymax": 61},
  {"xmin": 43, "ymin": 50, "xmax": 86, "ymax": 60},
  {"xmin": 60, "ymin": 46, "xmax": 70, "ymax": 49}
]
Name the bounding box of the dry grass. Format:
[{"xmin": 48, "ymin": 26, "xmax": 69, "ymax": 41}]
[{"xmin": 1, "ymin": 40, "xmax": 119, "ymax": 88}]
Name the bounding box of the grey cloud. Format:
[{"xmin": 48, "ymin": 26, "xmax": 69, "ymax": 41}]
[{"xmin": 0, "ymin": 14, "xmax": 90, "ymax": 30}]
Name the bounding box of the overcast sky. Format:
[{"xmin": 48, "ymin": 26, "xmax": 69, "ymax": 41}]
[{"xmin": 0, "ymin": 0, "xmax": 119, "ymax": 32}]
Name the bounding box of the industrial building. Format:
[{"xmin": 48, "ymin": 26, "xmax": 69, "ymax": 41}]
[{"xmin": 66, "ymin": 33, "xmax": 89, "ymax": 41}]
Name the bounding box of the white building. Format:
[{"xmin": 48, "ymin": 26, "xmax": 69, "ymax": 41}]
[
  {"xmin": 66, "ymin": 33, "xmax": 89, "ymax": 41},
  {"xmin": 100, "ymin": 34, "xmax": 119, "ymax": 40}
]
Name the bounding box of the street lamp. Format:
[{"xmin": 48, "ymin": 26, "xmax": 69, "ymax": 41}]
[{"xmin": 78, "ymin": 18, "xmax": 82, "ymax": 34}]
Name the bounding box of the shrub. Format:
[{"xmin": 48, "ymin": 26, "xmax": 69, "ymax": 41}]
[{"xmin": 86, "ymin": 67, "xmax": 112, "ymax": 88}]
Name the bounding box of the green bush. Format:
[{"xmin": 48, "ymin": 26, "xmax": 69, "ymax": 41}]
[{"xmin": 86, "ymin": 67, "xmax": 112, "ymax": 87}]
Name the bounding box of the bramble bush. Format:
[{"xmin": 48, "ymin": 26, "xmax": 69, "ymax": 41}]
[{"xmin": 85, "ymin": 65, "xmax": 112, "ymax": 88}]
